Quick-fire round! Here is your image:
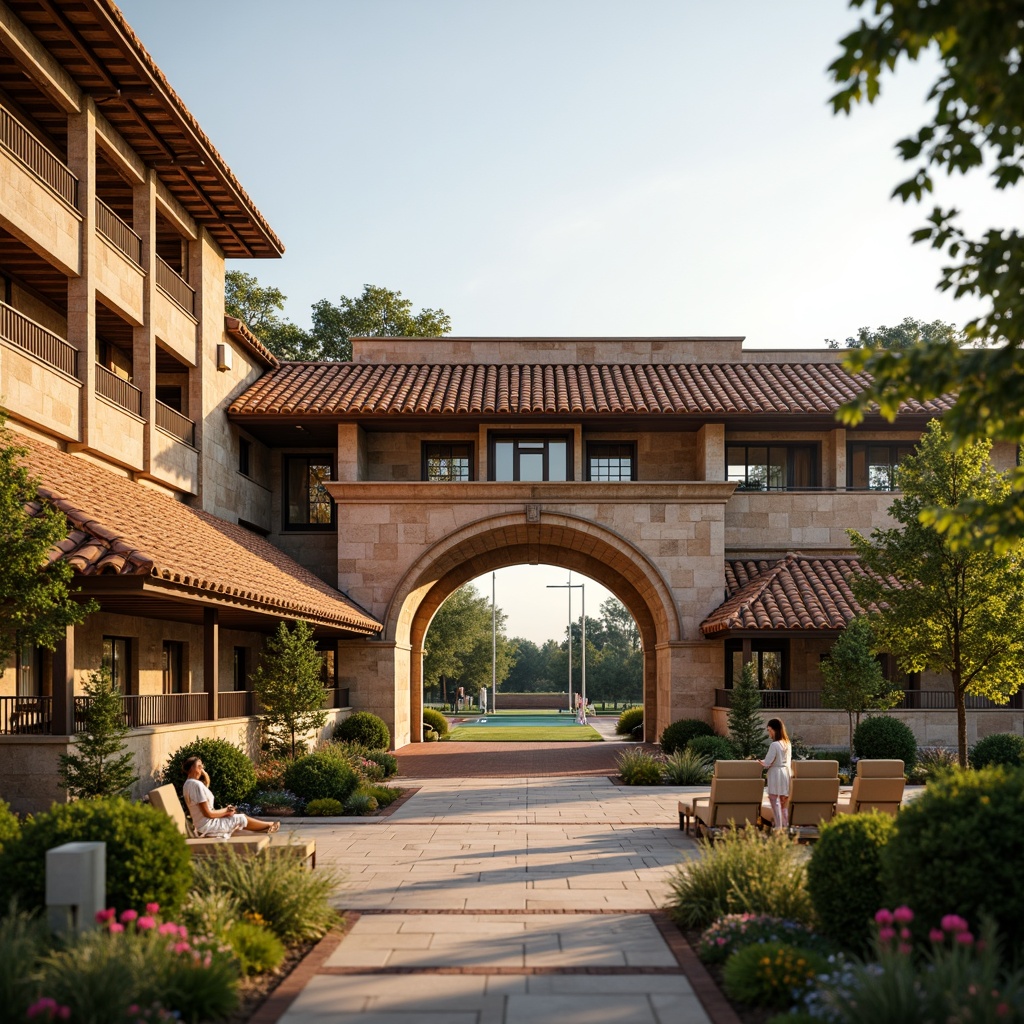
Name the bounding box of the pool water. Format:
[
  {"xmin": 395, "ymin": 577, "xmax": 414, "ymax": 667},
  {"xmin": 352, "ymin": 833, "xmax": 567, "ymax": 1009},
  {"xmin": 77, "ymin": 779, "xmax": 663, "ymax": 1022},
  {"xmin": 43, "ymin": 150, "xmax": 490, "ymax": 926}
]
[{"xmin": 457, "ymin": 714, "xmax": 585, "ymax": 728}]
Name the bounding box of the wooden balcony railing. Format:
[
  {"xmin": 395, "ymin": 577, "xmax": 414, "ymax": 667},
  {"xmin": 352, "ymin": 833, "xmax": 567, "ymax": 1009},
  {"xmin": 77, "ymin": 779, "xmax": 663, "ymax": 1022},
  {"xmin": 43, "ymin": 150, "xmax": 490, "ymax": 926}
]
[
  {"xmin": 156, "ymin": 256, "xmax": 195, "ymax": 315},
  {"xmin": 73, "ymin": 692, "xmax": 209, "ymax": 730},
  {"xmin": 0, "ymin": 104, "xmax": 77, "ymax": 207},
  {"xmin": 0, "ymin": 301, "xmax": 77, "ymax": 376},
  {"xmin": 96, "ymin": 197, "xmax": 142, "ymax": 265},
  {"xmin": 219, "ymin": 690, "xmax": 255, "ymax": 719},
  {"xmin": 95, "ymin": 362, "xmax": 142, "ymax": 416},
  {"xmin": 155, "ymin": 399, "xmax": 195, "ymax": 446},
  {"xmin": 0, "ymin": 695, "xmax": 53, "ymax": 734},
  {"xmin": 322, "ymin": 687, "xmax": 350, "ymax": 709},
  {"xmin": 714, "ymin": 689, "xmax": 1024, "ymax": 711}
]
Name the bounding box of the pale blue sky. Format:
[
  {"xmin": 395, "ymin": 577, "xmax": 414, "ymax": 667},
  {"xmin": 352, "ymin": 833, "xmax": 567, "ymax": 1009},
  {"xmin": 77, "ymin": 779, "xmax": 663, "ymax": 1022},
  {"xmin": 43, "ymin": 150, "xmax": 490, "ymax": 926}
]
[{"xmin": 114, "ymin": 1, "xmax": 1014, "ymax": 644}]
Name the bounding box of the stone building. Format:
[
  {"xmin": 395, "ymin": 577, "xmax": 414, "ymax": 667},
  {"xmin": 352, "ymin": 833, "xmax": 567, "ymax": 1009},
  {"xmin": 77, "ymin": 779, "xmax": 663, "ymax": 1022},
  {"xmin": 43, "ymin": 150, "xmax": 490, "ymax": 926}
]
[{"xmin": 1, "ymin": 2, "xmax": 1020, "ymax": 812}]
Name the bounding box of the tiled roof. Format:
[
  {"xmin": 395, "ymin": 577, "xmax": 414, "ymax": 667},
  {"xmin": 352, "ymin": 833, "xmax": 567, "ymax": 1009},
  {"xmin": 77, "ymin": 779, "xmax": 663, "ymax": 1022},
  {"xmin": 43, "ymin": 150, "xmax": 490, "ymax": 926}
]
[
  {"xmin": 224, "ymin": 318, "xmax": 280, "ymax": 370},
  {"xmin": 18, "ymin": 435, "xmax": 379, "ymax": 633},
  {"xmin": 700, "ymin": 555, "xmax": 866, "ymax": 635},
  {"xmin": 228, "ymin": 361, "xmax": 954, "ymax": 418}
]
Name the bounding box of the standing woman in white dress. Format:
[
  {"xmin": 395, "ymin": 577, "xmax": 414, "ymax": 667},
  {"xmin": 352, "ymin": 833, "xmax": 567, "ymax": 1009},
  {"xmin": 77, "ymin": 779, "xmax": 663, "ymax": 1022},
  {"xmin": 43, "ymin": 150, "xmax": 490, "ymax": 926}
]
[
  {"xmin": 181, "ymin": 756, "xmax": 280, "ymax": 837},
  {"xmin": 758, "ymin": 718, "xmax": 792, "ymax": 831}
]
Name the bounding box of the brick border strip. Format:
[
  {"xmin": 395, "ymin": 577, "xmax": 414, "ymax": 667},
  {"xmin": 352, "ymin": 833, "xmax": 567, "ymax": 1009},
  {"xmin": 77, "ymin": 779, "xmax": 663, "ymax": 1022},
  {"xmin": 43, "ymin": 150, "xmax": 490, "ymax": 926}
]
[{"xmin": 320, "ymin": 965, "xmax": 685, "ymax": 976}]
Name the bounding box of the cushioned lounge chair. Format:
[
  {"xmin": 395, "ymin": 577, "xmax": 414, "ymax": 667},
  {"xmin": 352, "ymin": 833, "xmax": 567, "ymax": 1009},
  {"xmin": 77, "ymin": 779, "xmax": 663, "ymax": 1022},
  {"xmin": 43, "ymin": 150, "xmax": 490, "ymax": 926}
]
[
  {"xmin": 835, "ymin": 759, "xmax": 905, "ymax": 816},
  {"xmin": 760, "ymin": 759, "xmax": 840, "ymax": 840},
  {"xmin": 678, "ymin": 760, "xmax": 764, "ymax": 838}
]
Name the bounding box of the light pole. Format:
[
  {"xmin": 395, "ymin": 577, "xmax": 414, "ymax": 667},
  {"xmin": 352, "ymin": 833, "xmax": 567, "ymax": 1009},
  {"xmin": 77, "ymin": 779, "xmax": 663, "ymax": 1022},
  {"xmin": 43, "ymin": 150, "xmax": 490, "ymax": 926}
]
[
  {"xmin": 491, "ymin": 571, "xmax": 497, "ymax": 713},
  {"xmin": 548, "ymin": 575, "xmax": 585, "ymax": 714}
]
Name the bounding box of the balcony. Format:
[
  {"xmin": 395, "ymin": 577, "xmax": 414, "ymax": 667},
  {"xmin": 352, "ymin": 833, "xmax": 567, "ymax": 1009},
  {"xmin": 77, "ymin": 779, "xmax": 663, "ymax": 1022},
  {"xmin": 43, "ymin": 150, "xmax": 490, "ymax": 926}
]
[
  {"xmin": 0, "ymin": 300, "xmax": 77, "ymax": 376},
  {"xmin": 155, "ymin": 399, "xmax": 195, "ymax": 446},
  {"xmin": 96, "ymin": 198, "xmax": 142, "ymax": 266},
  {"xmin": 714, "ymin": 689, "xmax": 1024, "ymax": 711},
  {"xmin": 0, "ymin": 104, "xmax": 77, "ymax": 208},
  {"xmin": 218, "ymin": 690, "xmax": 255, "ymax": 719},
  {"xmin": 156, "ymin": 256, "xmax": 195, "ymax": 315},
  {"xmin": 95, "ymin": 362, "xmax": 143, "ymax": 416}
]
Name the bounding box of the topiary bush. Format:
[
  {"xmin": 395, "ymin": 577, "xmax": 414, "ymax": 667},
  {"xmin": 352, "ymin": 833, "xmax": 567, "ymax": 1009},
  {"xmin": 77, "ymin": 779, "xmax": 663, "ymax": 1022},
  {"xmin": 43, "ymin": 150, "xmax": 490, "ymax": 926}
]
[
  {"xmin": 970, "ymin": 732, "xmax": 1024, "ymax": 769},
  {"xmin": 0, "ymin": 799, "xmax": 20, "ymax": 852},
  {"xmin": 422, "ymin": 707, "xmax": 449, "ymax": 738},
  {"xmin": 283, "ymin": 751, "xmax": 358, "ymax": 804},
  {"xmin": 225, "ymin": 919, "xmax": 285, "ymax": 975},
  {"xmin": 0, "ymin": 797, "xmax": 192, "ymax": 914},
  {"xmin": 853, "ymin": 715, "xmax": 917, "ymax": 770},
  {"xmin": 806, "ymin": 811, "xmax": 896, "ymax": 953},
  {"xmin": 615, "ymin": 706, "xmax": 643, "ymax": 735},
  {"xmin": 659, "ymin": 718, "xmax": 714, "ymax": 755},
  {"xmin": 687, "ymin": 734, "xmax": 739, "ymax": 762},
  {"xmin": 722, "ymin": 941, "xmax": 828, "ymax": 1010},
  {"xmin": 334, "ymin": 711, "xmax": 391, "ymax": 749},
  {"xmin": 305, "ymin": 798, "xmax": 344, "ymax": 816},
  {"xmin": 616, "ymin": 748, "xmax": 663, "ymax": 785},
  {"xmin": 881, "ymin": 766, "xmax": 1024, "ymax": 949},
  {"xmin": 162, "ymin": 737, "xmax": 258, "ymax": 806}
]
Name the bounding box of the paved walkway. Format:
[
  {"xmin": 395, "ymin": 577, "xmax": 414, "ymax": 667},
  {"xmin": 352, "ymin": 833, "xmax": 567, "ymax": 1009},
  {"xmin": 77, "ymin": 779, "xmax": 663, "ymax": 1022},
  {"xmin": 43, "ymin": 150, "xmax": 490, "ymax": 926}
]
[{"xmin": 271, "ymin": 770, "xmax": 714, "ymax": 1024}]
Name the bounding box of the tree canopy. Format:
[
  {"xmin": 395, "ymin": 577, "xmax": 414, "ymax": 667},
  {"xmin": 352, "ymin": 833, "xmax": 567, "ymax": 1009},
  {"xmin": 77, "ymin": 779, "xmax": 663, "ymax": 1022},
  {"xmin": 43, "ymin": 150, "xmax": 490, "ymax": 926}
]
[
  {"xmin": 825, "ymin": 316, "xmax": 965, "ymax": 350},
  {"xmin": 829, "ymin": 1, "xmax": 1024, "ymax": 547},
  {"xmin": 849, "ymin": 421, "xmax": 1024, "ymax": 766}
]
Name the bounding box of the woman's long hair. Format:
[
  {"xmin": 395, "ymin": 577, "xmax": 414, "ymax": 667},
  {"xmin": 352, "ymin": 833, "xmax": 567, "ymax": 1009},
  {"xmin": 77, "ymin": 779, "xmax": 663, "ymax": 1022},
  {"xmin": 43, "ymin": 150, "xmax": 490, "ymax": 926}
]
[{"xmin": 767, "ymin": 718, "xmax": 790, "ymax": 745}]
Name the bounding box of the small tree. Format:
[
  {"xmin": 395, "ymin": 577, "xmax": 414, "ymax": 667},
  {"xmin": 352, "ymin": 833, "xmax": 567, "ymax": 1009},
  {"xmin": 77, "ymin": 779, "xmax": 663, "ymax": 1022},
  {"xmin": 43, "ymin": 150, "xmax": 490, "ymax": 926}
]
[
  {"xmin": 820, "ymin": 617, "xmax": 902, "ymax": 755},
  {"xmin": 57, "ymin": 667, "xmax": 137, "ymax": 799},
  {"xmin": 728, "ymin": 661, "xmax": 764, "ymax": 758},
  {"xmin": 250, "ymin": 620, "xmax": 327, "ymax": 759}
]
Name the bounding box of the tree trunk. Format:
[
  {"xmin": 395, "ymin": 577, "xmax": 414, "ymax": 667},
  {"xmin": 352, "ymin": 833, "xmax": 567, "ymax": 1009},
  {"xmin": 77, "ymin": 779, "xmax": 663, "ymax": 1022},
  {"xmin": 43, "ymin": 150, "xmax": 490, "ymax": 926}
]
[
  {"xmin": 954, "ymin": 672, "xmax": 968, "ymax": 768},
  {"xmin": 848, "ymin": 710, "xmax": 854, "ymax": 757}
]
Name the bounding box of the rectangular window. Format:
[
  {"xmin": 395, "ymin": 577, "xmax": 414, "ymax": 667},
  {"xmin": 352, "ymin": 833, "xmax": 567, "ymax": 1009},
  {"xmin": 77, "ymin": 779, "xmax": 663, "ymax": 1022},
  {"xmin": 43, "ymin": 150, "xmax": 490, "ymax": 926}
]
[
  {"xmin": 17, "ymin": 641, "xmax": 41, "ymax": 697},
  {"xmin": 726, "ymin": 444, "xmax": 817, "ymax": 490},
  {"xmin": 587, "ymin": 442, "xmax": 637, "ymax": 481},
  {"xmin": 103, "ymin": 636, "xmax": 132, "ymax": 693},
  {"xmin": 423, "ymin": 442, "xmax": 473, "ymax": 481},
  {"xmin": 491, "ymin": 436, "xmax": 572, "ymax": 481},
  {"xmin": 239, "ymin": 437, "xmax": 251, "ymax": 477},
  {"xmin": 233, "ymin": 647, "xmax": 247, "ymax": 691},
  {"xmin": 726, "ymin": 641, "xmax": 788, "ymax": 690},
  {"xmin": 162, "ymin": 641, "xmax": 184, "ymax": 694},
  {"xmin": 847, "ymin": 442, "xmax": 915, "ymax": 490},
  {"xmin": 283, "ymin": 455, "xmax": 335, "ymax": 529}
]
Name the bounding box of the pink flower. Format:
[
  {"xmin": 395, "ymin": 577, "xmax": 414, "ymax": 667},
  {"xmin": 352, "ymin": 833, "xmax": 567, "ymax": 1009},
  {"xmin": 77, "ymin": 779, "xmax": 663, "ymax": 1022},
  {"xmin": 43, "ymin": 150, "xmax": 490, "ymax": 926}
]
[
  {"xmin": 893, "ymin": 906, "xmax": 914, "ymax": 924},
  {"xmin": 27, "ymin": 998, "xmax": 57, "ymax": 1018},
  {"xmin": 941, "ymin": 914, "xmax": 969, "ymax": 933},
  {"xmin": 127, "ymin": 1006, "xmax": 140, "ymax": 1015},
  {"xmin": 145, "ymin": 902, "xmax": 160, "ymax": 914},
  {"xmin": 957, "ymin": 931, "xmax": 975, "ymax": 945},
  {"xmin": 137, "ymin": 916, "xmax": 156, "ymax": 931},
  {"xmin": 716, "ymin": 937, "xmax": 726, "ymax": 945},
  {"xmin": 178, "ymin": 925, "xmax": 189, "ymax": 938},
  {"xmin": 899, "ymin": 927, "xmax": 912, "ymax": 940},
  {"xmin": 929, "ymin": 928, "xmax": 945, "ymax": 943},
  {"xmin": 898, "ymin": 942, "xmax": 913, "ymax": 955},
  {"xmin": 94, "ymin": 908, "xmax": 116, "ymax": 924},
  {"xmin": 159, "ymin": 922, "xmax": 179, "ymax": 935},
  {"xmin": 108, "ymin": 922, "xmax": 125, "ymax": 933},
  {"xmin": 120, "ymin": 909, "xmax": 138, "ymax": 924},
  {"xmin": 997, "ymin": 1003, "xmax": 1010, "ymax": 1018},
  {"xmin": 878, "ymin": 926, "xmax": 896, "ymax": 943},
  {"xmin": 874, "ymin": 908, "xmax": 894, "ymax": 926},
  {"xmin": 173, "ymin": 940, "xmax": 191, "ymax": 954}
]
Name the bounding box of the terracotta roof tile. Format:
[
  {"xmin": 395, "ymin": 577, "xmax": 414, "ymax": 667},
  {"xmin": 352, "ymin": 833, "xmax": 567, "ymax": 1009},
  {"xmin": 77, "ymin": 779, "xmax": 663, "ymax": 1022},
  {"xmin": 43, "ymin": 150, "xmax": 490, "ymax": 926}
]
[
  {"xmin": 18, "ymin": 436, "xmax": 379, "ymax": 633},
  {"xmin": 228, "ymin": 361, "xmax": 953, "ymax": 419},
  {"xmin": 700, "ymin": 555, "xmax": 867, "ymax": 635}
]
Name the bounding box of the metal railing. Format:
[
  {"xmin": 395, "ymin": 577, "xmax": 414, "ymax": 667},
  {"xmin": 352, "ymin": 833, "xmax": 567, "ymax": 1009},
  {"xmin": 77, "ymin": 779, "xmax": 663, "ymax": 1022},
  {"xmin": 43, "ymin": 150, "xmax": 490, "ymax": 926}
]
[
  {"xmin": 218, "ymin": 690, "xmax": 255, "ymax": 719},
  {"xmin": 322, "ymin": 687, "xmax": 350, "ymax": 709},
  {"xmin": 95, "ymin": 362, "xmax": 142, "ymax": 416},
  {"xmin": 714, "ymin": 689, "xmax": 1024, "ymax": 711},
  {"xmin": 96, "ymin": 197, "xmax": 142, "ymax": 265},
  {"xmin": 0, "ymin": 301, "xmax": 77, "ymax": 376},
  {"xmin": 73, "ymin": 692, "xmax": 209, "ymax": 730},
  {"xmin": 0, "ymin": 104, "xmax": 77, "ymax": 207},
  {"xmin": 0, "ymin": 695, "xmax": 53, "ymax": 734},
  {"xmin": 156, "ymin": 256, "xmax": 195, "ymax": 315},
  {"xmin": 155, "ymin": 399, "xmax": 195, "ymax": 446}
]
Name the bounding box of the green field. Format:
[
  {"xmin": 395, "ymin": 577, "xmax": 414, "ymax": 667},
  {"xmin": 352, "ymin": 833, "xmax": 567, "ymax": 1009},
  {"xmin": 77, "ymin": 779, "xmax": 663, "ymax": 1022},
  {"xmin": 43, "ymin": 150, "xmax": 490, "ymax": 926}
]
[{"xmin": 447, "ymin": 725, "xmax": 602, "ymax": 742}]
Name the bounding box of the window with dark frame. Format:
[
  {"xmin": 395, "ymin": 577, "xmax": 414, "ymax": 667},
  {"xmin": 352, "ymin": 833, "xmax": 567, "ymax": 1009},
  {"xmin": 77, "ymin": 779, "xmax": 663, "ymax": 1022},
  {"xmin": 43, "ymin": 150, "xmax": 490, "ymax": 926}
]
[
  {"xmin": 233, "ymin": 647, "xmax": 248, "ymax": 691},
  {"xmin": 423, "ymin": 442, "xmax": 473, "ymax": 481},
  {"xmin": 103, "ymin": 635, "xmax": 132, "ymax": 694},
  {"xmin": 162, "ymin": 641, "xmax": 184, "ymax": 694},
  {"xmin": 239, "ymin": 437, "xmax": 251, "ymax": 477},
  {"xmin": 587, "ymin": 442, "xmax": 637, "ymax": 481},
  {"xmin": 726, "ymin": 641, "xmax": 787, "ymax": 690},
  {"xmin": 491, "ymin": 436, "xmax": 572, "ymax": 481},
  {"xmin": 283, "ymin": 455, "xmax": 335, "ymax": 529},
  {"xmin": 16, "ymin": 641, "xmax": 42, "ymax": 697},
  {"xmin": 846, "ymin": 442, "xmax": 916, "ymax": 491},
  {"xmin": 726, "ymin": 445, "xmax": 817, "ymax": 491}
]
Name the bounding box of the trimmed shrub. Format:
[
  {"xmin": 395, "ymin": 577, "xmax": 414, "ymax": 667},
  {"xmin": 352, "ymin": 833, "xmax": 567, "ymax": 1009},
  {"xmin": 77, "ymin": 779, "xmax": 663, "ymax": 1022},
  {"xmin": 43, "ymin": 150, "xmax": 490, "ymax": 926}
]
[
  {"xmin": 163, "ymin": 737, "xmax": 258, "ymax": 806},
  {"xmin": 661, "ymin": 749, "xmax": 713, "ymax": 786},
  {"xmin": 687, "ymin": 734, "xmax": 739, "ymax": 762},
  {"xmin": 284, "ymin": 751, "xmax": 358, "ymax": 804},
  {"xmin": 722, "ymin": 941, "xmax": 828, "ymax": 1010},
  {"xmin": 225, "ymin": 920, "xmax": 286, "ymax": 975},
  {"xmin": 667, "ymin": 828, "xmax": 813, "ymax": 929},
  {"xmin": 616, "ymin": 748, "xmax": 663, "ymax": 785},
  {"xmin": 305, "ymin": 798, "xmax": 344, "ymax": 816},
  {"xmin": 659, "ymin": 718, "xmax": 714, "ymax": 755},
  {"xmin": 806, "ymin": 811, "xmax": 896, "ymax": 953},
  {"xmin": 365, "ymin": 749, "xmax": 398, "ymax": 778},
  {"xmin": 615, "ymin": 706, "xmax": 643, "ymax": 735},
  {"xmin": 334, "ymin": 711, "xmax": 391, "ymax": 750},
  {"xmin": 970, "ymin": 732, "xmax": 1024, "ymax": 769},
  {"xmin": 422, "ymin": 707, "xmax": 450, "ymax": 738},
  {"xmin": 853, "ymin": 716, "xmax": 917, "ymax": 770},
  {"xmin": 344, "ymin": 791, "xmax": 379, "ymax": 815},
  {"xmin": 696, "ymin": 914, "xmax": 832, "ymax": 965},
  {"xmin": 0, "ymin": 799, "xmax": 20, "ymax": 852},
  {"xmin": 804, "ymin": 747, "xmax": 852, "ymax": 768},
  {"xmin": 881, "ymin": 766, "xmax": 1024, "ymax": 948},
  {"xmin": 0, "ymin": 797, "xmax": 192, "ymax": 914},
  {"xmin": 365, "ymin": 784, "xmax": 401, "ymax": 807}
]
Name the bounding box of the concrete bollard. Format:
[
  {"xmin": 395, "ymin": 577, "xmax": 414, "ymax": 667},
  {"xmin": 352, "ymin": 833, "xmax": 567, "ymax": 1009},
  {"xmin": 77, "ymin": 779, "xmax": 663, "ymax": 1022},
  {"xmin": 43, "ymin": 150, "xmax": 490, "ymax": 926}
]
[{"xmin": 45, "ymin": 841, "xmax": 105, "ymax": 934}]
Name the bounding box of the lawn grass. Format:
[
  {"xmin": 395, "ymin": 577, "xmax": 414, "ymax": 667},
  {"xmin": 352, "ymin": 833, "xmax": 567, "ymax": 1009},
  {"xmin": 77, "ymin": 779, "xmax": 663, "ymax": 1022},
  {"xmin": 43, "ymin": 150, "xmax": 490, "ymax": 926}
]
[{"xmin": 446, "ymin": 726, "xmax": 602, "ymax": 742}]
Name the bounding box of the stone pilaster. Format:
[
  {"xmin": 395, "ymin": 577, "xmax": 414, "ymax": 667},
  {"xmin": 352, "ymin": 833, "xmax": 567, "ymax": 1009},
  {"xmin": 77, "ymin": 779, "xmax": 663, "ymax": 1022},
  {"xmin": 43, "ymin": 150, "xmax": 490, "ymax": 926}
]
[{"xmin": 133, "ymin": 169, "xmax": 157, "ymax": 471}]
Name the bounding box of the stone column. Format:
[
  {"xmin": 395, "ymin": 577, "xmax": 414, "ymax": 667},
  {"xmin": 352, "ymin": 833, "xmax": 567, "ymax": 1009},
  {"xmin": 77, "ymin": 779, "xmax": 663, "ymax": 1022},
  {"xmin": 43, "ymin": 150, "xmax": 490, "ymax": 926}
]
[
  {"xmin": 337, "ymin": 637, "xmax": 411, "ymax": 749},
  {"xmin": 830, "ymin": 428, "xmax": 847, "ymax": 490},
  {"xmin": 204, "ymin": 607, "xmax": 219, "ymax": 721},
  {"xmin": 133, "ymin": 170, "xmax": 157, "ymax": 472},
  {"xmin": 410, "ymin": 643, "xmax": 424, "ymax": 743},
  {"xmin": 51, "ymin": 623, "xmax": 75, "ymax": 736},
  {"xmin": 695, "ymin": 423, "xmax": 725, "ymax": 481}
]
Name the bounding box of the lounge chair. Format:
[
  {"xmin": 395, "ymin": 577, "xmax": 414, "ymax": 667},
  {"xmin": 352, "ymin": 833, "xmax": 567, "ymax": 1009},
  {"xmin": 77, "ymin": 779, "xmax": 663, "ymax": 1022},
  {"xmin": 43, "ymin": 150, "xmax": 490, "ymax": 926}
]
[
  {"xmin": 678, "ymin": 760, "xmax": 764, "ymax": 838},
  {"xmin": 760, "ymin": 760, "xmax": 840, "ymax": 840},
  {"xmin": 835, "ymin": 759, "xmax": 905, "ymax": 816},
  {"xmin": 147, "ymin": 784, "xmax": 316, "ymax": 866}
]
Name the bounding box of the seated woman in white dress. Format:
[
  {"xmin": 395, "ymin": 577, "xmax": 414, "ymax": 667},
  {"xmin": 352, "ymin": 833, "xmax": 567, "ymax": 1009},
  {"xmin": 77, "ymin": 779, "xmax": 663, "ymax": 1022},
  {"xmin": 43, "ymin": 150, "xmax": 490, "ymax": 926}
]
[{"xmin": 181, "ymin": 755, "xmax": 280, "ymax": 837}]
